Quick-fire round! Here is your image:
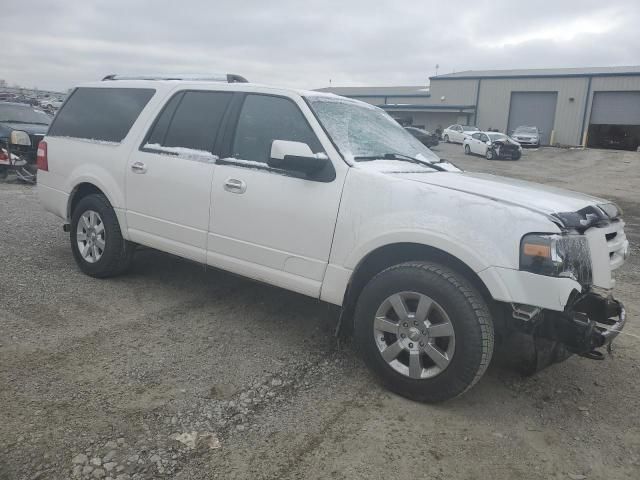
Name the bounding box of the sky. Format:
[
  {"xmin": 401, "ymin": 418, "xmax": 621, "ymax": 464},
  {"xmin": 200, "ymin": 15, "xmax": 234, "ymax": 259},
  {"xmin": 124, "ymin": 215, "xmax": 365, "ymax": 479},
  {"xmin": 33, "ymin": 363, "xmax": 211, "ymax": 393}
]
[{"xmin": 3, "ymin": 0, "xmax": 639, "ymax": 92}]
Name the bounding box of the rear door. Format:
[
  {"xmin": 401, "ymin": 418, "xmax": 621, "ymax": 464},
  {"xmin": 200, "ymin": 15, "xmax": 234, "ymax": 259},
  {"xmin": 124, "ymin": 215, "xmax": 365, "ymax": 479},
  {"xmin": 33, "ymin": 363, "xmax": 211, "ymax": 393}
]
[
  {"xmin": 469, "ymin": 132, "xmax": 483, "ymax": 154},
  {"xmin": 125, "ymin": 90, "xmax": 233, "ymax": 262},
  {"xmin": 207, "ymin": 93, "xmax": 346, "ymax": 297}
]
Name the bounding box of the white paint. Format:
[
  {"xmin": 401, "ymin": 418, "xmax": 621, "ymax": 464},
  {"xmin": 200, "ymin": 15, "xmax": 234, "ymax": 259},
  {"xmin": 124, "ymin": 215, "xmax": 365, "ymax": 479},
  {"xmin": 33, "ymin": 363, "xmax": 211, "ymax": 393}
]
[{"xmin": 37, "ymin": 79, "xmax": 629, "ymax": 313}]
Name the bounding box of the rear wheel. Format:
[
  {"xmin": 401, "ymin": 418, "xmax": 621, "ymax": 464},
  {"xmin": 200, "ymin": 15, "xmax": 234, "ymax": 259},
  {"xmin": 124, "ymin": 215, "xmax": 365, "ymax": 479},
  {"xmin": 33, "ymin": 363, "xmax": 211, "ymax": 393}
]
[
  {"xmin": 354, "ymin": 261, "xmax": 494, "ymax": 403},
  {"xmin": 464, "ymin": 144, "xmax": 471, "ymax": 155},
  {"xmin": 70, "ymin": 194, "xmax": 135, "ymax": 278},
  {"xmin": 512, "ymin": 151, "xmax": 522, "ymax": 160}
]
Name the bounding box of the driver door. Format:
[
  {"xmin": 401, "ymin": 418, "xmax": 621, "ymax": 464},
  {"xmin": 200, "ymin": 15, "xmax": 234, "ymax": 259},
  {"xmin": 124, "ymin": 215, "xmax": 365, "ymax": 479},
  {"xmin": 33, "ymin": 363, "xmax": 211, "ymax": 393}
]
[{"xmin": 207, "ymin": 93, "xmax": 346, "ymax": 298}]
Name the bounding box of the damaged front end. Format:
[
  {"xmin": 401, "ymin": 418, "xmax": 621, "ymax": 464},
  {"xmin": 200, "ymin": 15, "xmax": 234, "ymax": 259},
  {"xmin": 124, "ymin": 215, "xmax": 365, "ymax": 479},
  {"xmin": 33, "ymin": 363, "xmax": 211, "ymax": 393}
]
[
  {"xmin": 506, "ymin": 292, "xmax": 626, "ymax": 374},
  {"xmin": 503, "ymin": 202, "xmax": 629, "ymax": 374},
  {"xmin": 489, "ymin": 138, "xmax": 521, "ymax": 160}
]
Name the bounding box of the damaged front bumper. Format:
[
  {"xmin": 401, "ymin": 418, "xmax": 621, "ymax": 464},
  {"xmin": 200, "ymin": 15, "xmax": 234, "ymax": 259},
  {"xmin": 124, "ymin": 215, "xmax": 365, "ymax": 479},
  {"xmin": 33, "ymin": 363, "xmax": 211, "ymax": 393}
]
[
  {"xmin": 558, "ymin": 292, "xmax": 626, "ymax": 356},
  {"xmin": 504, "ymin": 292, "xmax": 626, "ymax": 375}
]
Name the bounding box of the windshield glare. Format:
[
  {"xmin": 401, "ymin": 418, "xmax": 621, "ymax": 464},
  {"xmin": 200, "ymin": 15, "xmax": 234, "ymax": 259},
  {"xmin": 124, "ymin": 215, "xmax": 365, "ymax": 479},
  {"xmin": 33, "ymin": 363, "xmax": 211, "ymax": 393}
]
[
  {"xmin": 306, "ymin": 97, "xmax": 439, "ymax": 163},
  {"xmin": 488, "ymin": 133, "xmax": 508, "ymax": 141},
  {"xmin": 0, "ymin": 103, "xmax": 52, "ymax": 124}
]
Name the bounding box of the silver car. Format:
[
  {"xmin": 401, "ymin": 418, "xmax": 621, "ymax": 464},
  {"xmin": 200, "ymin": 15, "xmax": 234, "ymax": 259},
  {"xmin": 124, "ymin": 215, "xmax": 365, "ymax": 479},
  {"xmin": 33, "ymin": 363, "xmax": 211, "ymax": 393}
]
[{"xmin": 511, "ymin": 126, "xmax": 540, "ymax": 147}]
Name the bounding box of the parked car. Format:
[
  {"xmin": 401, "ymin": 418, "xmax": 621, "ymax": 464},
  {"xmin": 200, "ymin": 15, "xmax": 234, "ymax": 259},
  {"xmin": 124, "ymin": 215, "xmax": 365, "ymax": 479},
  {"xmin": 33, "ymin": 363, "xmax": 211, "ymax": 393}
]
[
  {"xmin": 463, "ymin": 131, "xmax": 522, "ymax": 160},
  {"xmin": 37, "ymin": 75, "xmax": 630, "ymax": 403},
  {"xmin": 442, "ymin": 124, "xmax": 479, "ymax": 143},
  {"xmin": 511, "ymin": 126, "xmax": 541, "ymax": 147},
  {"xmin": 404, "ymin": 126, "xmax": 439, "ymax": 147},
  {"xmin": 0, "ymin": 101, "xmax": 51, "ymax": 180}
]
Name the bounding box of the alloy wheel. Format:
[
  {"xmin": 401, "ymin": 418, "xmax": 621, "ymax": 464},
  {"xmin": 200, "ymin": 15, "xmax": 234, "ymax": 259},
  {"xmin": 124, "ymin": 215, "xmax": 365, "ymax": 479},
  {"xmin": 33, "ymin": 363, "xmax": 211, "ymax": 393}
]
[
  {"xmin": 76, "ymin": 210, "xmax": 105, "ymax": 263},
  {"xmin": 373, "ymin": 291, "xmax": 455, "ymax": 379}
]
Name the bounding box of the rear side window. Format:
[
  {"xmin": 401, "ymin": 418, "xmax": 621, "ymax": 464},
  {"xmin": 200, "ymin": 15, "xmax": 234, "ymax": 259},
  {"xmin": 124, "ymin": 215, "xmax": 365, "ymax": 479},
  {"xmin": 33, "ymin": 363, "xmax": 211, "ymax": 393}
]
[
  {"xmin": 48, "ymin": 87, "xmax": 154, "ymax": 142},
  {"xmin": 145, "ymin": 91, "xmax": 233, "ymax": 152},
  {"xmin": 232, "ymin": 94, "xmax": 322, "ymax": 164}
]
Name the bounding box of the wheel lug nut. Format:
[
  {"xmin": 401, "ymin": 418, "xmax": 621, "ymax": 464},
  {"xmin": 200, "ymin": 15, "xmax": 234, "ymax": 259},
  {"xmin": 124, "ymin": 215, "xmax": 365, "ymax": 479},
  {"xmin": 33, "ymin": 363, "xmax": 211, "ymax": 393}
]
[
  {"xmin": 400, "ymin": 333, "xmax": 405, "ymax": 338},
  {"xmin": 422, "ymin": 331, "xmax": 426, "ymax": 335},
  {"xmin": 408, "ymin": 343, "xmax": 414, "ymax": 348},
  {"xmin": 414, "ymin": 321, "xmax": 418, "ymax": 326},
  {"xmin": 419, "ymin": 341, "xmax": 424, "ymax": 347},
  {"xmin": 403, "ymin": 322, "xmax": 408, "ymax": 327}
]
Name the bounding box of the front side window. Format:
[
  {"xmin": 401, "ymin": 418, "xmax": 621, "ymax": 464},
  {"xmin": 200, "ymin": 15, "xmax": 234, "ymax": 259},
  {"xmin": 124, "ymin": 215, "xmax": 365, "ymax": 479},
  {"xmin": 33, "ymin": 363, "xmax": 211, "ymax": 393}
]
[
  {"xmin": 48, "ymin": 87, "xmax": 155, "ymax": 143},
  {"xmin": 472, "ymin": 133, "xmax": 482, "ymax": 140},
  {"xmin": 306, "ymin": 96, "xmax": 439, "ymax": 162},
  {"xmin": 231, "ymin": 94, "xmax": 323, "ymax": 163},
  {"xmin": 145, "ymin": 91, "xmax": 233, "ymax": 152}
]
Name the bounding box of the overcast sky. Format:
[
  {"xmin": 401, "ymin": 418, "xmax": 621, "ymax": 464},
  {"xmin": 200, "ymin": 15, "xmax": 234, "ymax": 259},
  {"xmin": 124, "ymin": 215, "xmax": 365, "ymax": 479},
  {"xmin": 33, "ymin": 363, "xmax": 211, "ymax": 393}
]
[{"xmin": 3, "ymin": 0, "xmax": 639, "ymax": 92}]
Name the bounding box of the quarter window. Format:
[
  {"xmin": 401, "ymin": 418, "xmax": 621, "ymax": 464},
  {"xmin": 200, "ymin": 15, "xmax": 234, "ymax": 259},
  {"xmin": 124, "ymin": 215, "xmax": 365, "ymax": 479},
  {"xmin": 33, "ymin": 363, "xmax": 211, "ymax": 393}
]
[
  {"xmin": 231, "ymin": 95, "xmax": 322, "ymax": 164},
  {"xmin": 48, "ymin": 87, "xmax": 155, "ymax": 143}
]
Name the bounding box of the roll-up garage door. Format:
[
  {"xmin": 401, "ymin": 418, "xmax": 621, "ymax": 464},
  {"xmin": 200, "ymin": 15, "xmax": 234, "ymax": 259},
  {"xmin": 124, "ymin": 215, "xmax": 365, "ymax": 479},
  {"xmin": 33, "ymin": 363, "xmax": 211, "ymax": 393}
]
[
  {"xmin": 507, "ymin": 92, "xmax": 557, "ymax": 145},
  {"xmin": 588, "ymin": 92, "xmax": 640, "ymax": 151},
  {"xmin": 590, "ymin": 92, "xmax": 640, "ymax": 125}
]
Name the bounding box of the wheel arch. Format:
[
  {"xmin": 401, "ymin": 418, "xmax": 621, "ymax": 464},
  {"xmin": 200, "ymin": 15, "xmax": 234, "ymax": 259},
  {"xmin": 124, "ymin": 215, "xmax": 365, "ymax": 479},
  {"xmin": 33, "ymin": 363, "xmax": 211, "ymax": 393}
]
[
  {"xmin": 67, "ymin": 181, "xmax": 130, "ymax": 240},
  {"xmin": 337, "ymin": 242, "xmax": 496, "ymax": 336}
]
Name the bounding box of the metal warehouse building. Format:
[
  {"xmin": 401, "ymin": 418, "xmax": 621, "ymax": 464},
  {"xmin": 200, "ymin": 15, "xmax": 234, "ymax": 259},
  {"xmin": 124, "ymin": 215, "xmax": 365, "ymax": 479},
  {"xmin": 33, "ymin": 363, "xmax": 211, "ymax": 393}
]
[{"xmin": 319, "ymin": 66, "xmax": 640, "ymax": 150}]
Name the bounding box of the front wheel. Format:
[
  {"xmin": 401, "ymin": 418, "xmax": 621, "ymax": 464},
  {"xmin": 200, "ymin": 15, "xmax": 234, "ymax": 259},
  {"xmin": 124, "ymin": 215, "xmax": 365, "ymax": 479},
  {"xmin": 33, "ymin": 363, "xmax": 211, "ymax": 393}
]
[
  {"xmin": 70, "ymin": 193, "xmax": 135, "ymax": 278},
  {"xmin": 464, "ymin": 144, "xmax": 471, "ymax": 155},
  {"xmin": 485, "ymin": 149, "xmax": 494, "ymax": 160},
  {"xmin": 354, "ymin": 262, "xmax": 494, "ymax": 403}
]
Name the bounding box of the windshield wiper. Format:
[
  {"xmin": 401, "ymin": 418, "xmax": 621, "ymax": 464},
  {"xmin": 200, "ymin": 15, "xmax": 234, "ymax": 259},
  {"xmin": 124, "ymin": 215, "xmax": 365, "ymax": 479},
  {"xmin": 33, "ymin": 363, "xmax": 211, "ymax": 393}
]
[
  {"xmin": 354, "ymin": 153, "xmax": 447, "ymax": 172},
  {"xmin": 0, "ymin": 119, "xmax": 49, "ymax": 125}
]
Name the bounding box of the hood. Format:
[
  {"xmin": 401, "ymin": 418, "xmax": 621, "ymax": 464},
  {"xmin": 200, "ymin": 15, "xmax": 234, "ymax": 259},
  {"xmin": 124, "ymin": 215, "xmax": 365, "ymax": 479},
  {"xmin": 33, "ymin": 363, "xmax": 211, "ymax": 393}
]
[
  {"xmin": 394, "ymin": 170, "xmax": 608, "ymax": 216},
  {"xmin": 0, "ymin": 122, "xmax": 49, "ymax": 135}
]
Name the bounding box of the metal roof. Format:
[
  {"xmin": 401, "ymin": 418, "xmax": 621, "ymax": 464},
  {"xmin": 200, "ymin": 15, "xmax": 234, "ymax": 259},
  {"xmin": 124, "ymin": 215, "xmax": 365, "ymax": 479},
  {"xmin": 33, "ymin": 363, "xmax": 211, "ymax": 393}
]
[
  {"xmin": 431, "ymin": 66, "xmax": 640, "ymax": 80},
  {"xmin": 315, "ymin": 86, "xmax": 430, "ymax": 97}
]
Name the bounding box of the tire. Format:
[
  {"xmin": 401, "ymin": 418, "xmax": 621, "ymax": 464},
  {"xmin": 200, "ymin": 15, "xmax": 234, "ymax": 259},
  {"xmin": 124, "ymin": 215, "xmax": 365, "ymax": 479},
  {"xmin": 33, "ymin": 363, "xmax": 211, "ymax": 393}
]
[
  {"xmin": 70, "ymin": 193, "xmax": 135, "ymax": 278},
  {"xmin": 512, "ymin": 151, "xmax": 521, "ymax": 160},
  {"xmin": 485, "ymin": 149, "xmax": 494, "ymax": 160},
  {"xmin": 464, "ymin": 144, "xmax": 471, "ymax": 155},
  {"xmin": 444, "ymin": 134, "xmax": 449, "ymax": 143},
  {"xmin": 354, "ymin": 261, "xmax": 494, "ymax": 403}
]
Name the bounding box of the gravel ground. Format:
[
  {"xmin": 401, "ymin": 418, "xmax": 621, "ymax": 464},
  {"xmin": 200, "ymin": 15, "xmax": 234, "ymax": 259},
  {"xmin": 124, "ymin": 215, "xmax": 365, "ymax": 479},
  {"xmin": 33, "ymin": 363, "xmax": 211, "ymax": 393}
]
[{"xmin": 1, "ymin": 145, "xmax": 639, "ymax": 480}]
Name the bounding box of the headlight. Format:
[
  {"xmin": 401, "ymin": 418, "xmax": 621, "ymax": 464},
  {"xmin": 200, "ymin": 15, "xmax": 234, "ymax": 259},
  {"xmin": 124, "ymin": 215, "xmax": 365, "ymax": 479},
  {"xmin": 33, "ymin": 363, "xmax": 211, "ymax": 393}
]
[
  {"xmin": 520, "ymin": 233, "xmax": 592, "ymax": 285},
  {"xmin": 10, "ymin": 130, "xmax": 31, "ymax": 146}
]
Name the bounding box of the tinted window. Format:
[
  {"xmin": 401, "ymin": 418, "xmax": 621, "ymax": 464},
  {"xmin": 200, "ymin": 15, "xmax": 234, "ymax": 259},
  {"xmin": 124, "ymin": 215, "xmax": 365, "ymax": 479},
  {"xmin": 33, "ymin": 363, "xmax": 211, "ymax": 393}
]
[
  {"xmin": 48, "ymin": 87, "xmax": 154, "ymax": 142},
  {"xmin": 232, "ymin": 95, "xmax": 322, "ymax": 163},
  {"xmin": 0, "ymin": 103, "xmax": 51, "ymax": 125},
  {"xmin": 161, "ymin": 91, "xmax": 232, "ymax": 151},
  {"xmin": 472, "ymin": 133, "xmax": 482, "ymax": 140},
  {"xmin": 146, "ymin": 93, "xmax": 183, "ymax": 146}
]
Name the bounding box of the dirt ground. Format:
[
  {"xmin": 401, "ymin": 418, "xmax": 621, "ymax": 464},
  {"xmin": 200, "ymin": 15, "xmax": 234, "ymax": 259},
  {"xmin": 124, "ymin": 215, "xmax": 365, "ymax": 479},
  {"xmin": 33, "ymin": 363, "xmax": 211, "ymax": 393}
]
[{"xmin": 1, "ymin": 144, "xmax": 639, "ymax": 480}]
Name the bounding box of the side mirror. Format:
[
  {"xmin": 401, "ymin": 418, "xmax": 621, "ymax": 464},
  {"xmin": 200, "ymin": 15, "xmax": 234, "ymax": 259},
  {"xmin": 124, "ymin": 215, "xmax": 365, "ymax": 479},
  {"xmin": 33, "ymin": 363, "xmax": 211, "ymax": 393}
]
[{"xmin": 268, "ymin": 140, "xmax": 328, "ymax": 176}]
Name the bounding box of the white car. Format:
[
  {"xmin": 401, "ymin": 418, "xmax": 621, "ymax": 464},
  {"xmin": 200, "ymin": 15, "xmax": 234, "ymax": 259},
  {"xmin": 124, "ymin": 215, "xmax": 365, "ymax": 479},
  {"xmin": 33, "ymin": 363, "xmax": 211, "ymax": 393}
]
[
  {"xmin": 442, "ymin": 124, "xmax": 479, "ymax": 143},
  {"xmin": 37, "ymin": 74, "xmax": 629, "ymax": 402},
  {"xmin": 463, "ymin": 131, "xmax": 522, "ymax": 160}
]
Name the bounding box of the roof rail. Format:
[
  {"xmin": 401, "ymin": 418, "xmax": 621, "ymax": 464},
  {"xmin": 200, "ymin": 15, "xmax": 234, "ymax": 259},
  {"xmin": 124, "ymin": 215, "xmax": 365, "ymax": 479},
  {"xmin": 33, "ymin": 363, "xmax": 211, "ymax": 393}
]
[{"xmin": 101, "ymin": 73, "xmax": 249, "ymax": 83}]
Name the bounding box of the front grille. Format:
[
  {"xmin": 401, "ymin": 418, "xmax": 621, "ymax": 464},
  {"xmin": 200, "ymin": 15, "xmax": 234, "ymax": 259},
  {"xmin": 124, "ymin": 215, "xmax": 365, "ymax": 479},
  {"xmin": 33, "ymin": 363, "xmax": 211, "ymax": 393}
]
[{"xmin": 585, "ymin": 220, "xmax": 629, "ymax": 289}]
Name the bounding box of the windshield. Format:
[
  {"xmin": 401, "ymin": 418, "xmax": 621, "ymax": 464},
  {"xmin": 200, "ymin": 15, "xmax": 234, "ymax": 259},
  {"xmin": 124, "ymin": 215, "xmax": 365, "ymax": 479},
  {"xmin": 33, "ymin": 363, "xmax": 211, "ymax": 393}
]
[
  {"xmin": 487, "ymin": 133, "xmax": 508, "ymax": 141},
  {"xmin": 462, "ymin": 126, "xmax": 479, "ymax": 132},
  {"xmin": 515, "ymin": 127, "xmax": 537, "ymax": 134},
  {"xmin": 306, "ymin": 96, "xmax": 439, "ymax": 163},
  {"xmin": 0, "ymin": 103, "xmax": 52, "ymax": 125}
]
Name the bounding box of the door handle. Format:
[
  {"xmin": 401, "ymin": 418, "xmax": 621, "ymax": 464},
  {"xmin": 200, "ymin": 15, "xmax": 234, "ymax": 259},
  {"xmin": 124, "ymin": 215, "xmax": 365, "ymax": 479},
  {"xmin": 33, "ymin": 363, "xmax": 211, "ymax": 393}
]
[
  {"xmin": 224, "ymin": 178, "xmax": 246, "ymax": 194},
  {"xmin": 131, "ymin": 161, "xmax": 147, "ymax": 174}
]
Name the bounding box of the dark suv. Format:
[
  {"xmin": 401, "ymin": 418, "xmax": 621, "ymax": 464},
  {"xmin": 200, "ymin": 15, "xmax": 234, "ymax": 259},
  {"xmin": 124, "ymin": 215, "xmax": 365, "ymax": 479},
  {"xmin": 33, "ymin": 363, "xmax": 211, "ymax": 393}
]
[{"xmin": 0, "ymin": 102, "xmax": 52, "ymax": 179}]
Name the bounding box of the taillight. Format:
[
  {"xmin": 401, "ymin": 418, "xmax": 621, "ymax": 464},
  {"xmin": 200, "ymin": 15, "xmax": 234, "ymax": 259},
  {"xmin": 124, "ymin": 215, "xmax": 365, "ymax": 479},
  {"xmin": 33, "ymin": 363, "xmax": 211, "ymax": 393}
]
[
  {"xmin": 37, "ymin": 140, "xmax": 48, "ymax": 171},
  {"xmin": 0, "ymin": 148, "xmax": 8, "ymax": 162}
]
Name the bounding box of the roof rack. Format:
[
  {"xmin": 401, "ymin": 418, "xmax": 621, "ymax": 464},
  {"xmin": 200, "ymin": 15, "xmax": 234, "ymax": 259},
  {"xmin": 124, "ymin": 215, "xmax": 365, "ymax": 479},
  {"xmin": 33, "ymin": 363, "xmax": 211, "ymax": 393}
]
[{"xmin": 101, "ymin": 73, "xmax": 249, "ymax": 83}]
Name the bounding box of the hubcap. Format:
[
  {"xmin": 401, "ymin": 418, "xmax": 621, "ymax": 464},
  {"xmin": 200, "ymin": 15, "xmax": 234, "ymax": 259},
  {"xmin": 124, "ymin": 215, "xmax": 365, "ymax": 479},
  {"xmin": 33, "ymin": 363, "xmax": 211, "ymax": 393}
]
[
  {"xmin": 76, "ymin": 210, "xmax": 105, "ymax": 263},
  {"xmin": 373, "ymin": 292, "xmax": 455, "ymax": 379}
]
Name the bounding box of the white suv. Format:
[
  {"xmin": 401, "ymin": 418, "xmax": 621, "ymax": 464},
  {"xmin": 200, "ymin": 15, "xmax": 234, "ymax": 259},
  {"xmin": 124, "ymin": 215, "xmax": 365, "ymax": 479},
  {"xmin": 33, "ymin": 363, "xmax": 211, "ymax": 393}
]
[{"xmin": 37, "ymin": 74, "xmax": 630, "ymax": 402}]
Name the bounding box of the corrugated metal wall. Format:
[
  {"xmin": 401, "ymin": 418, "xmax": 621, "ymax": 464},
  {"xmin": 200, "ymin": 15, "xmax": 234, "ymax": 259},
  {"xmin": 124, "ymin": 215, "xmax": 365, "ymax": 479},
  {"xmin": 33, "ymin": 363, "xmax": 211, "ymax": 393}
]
[
  {"xmin": 429, "ymin": 79, "xmax": 478, "ymax": 106},
  {"xmin": 585, "ymin": 76, "xmax": 640, "ymax": 126},
  {"xmin": 475, "ymin": 77, "xmax": 589, "ymax": 145}
]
